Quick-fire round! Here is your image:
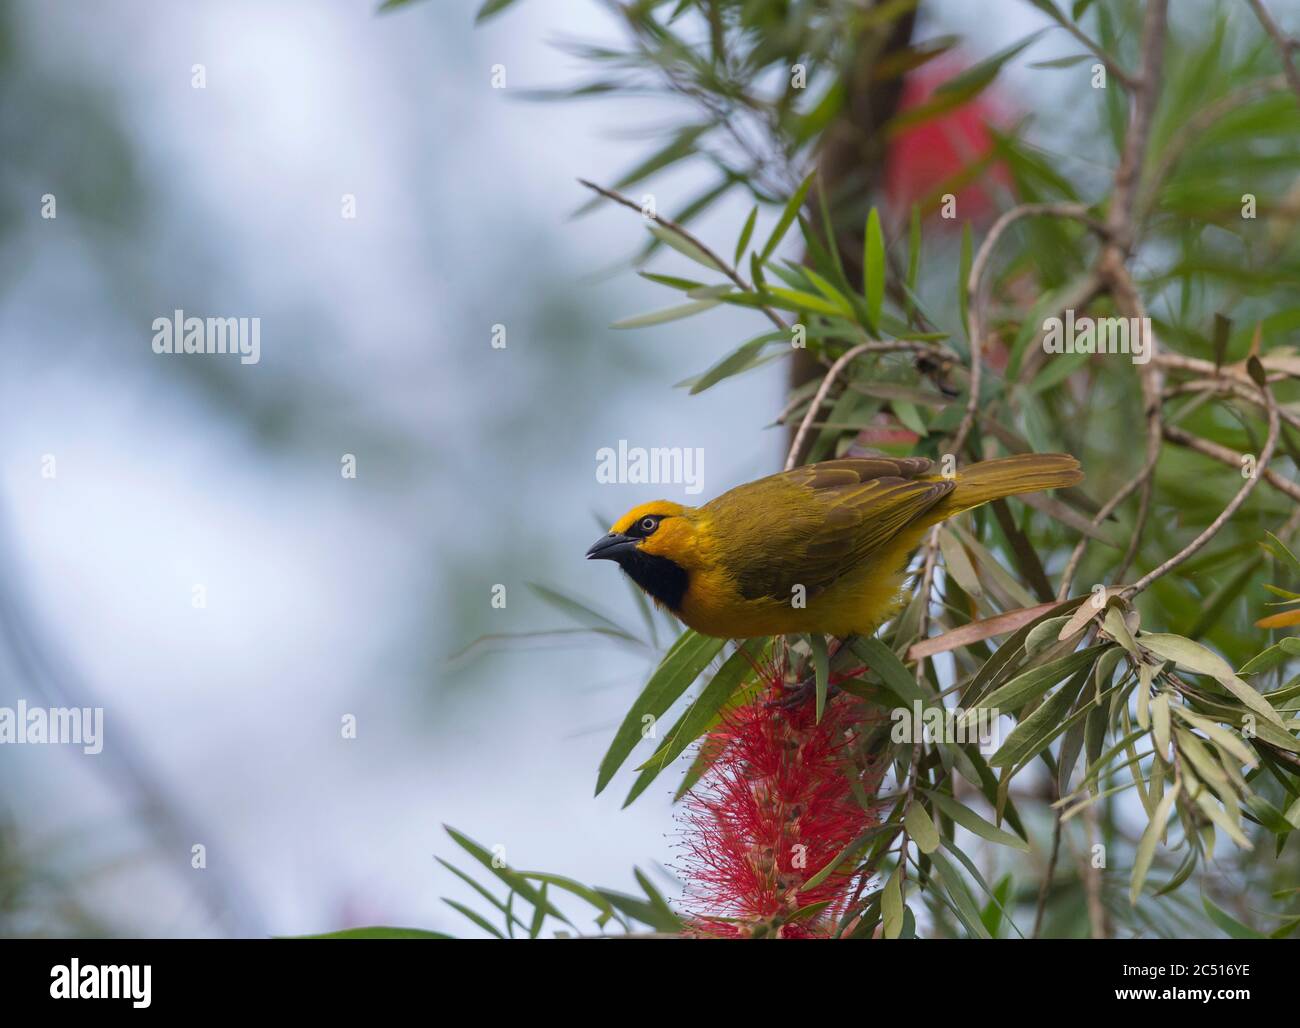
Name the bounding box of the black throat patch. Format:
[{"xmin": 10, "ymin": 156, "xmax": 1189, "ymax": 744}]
[{"xmin": 616, "ymin": 550, "xmax": 689, "ymax": 612}]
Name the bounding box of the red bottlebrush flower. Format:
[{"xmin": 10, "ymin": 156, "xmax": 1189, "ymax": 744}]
[
  {"xmin": 883, "ymin": 55, "xmax": 1016, "ymax": 227},
  {"xmin": 676, "ymin": 659, "xmax": 884, "ymax": 938}
]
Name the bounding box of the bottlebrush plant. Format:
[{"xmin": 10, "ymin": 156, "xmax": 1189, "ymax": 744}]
[
  {"xmin": 343, "ymin": 0, "xmax": 1300, "ymax": 940},
  {"xmin": 674, "ymin": 658, "xmax": 887, "ymax": 938}
]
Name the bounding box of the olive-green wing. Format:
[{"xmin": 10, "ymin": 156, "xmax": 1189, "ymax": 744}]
[{"xmin": 706, "ymin": 458, "xmax": 954, "ymax": 601}]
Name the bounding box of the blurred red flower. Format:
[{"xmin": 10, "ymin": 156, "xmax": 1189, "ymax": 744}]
[{"xmin": 884, "ymin": 55, "xmax": 1016, "ymax": 226}]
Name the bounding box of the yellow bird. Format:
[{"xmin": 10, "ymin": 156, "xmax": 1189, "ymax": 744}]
[{"xmin": 587, "ymin": 453, "xmax": 1082, "ymax": 640}]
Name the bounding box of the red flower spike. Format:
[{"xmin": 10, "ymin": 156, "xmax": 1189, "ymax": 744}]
[{"xmin": 675, "ymin": 656, "xmax": 885, "ymax": 938}]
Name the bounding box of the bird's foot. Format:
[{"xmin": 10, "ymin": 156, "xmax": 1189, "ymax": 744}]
[{"xmin": 766, "ymin": 674, "xmax": 841, "ymax": 710}]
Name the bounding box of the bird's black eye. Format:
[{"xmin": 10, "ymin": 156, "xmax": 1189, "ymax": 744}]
[{"xmin": 639, "ymin": 516, "xmax": 659, "ymax": 534}]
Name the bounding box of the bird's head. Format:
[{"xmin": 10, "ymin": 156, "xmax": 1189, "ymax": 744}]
[{"xmin": 586, "ymin": 501, "xmax": 699, "ymax": 610}]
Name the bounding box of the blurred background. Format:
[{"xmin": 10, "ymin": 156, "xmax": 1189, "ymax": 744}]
[{"xmin": 2, "ymin": 0, "xmax": 1278, "ymax": 937}]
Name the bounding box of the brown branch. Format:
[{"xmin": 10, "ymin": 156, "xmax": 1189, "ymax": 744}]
[
  {"xmin": 955, "ymin": 203, "xmax": 1107, "ymax": 456},
  {"xmin": 1027, "ymin": 1, "xmax": 1137, "ymax": 89},
  {"xmin": 1247, "ymin": 0, "xmax": 1300, "ymax": 103},
  {"xmin": 1163, "ymin": 423, "xmax": 1300, "ymax": 503},
  {"xmin": 1162, "ymin": 373, "xmax": 1300, "ymax": 433},
  {"xmin": 1060, "ymin": 1, "xmax": 1169, "ymax": 598},
  {"xmin": 1123, "ymin": 372, "xmax": 1280, "ymax": 597}
]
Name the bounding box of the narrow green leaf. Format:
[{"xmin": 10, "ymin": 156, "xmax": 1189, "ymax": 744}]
[
  {"xmin": 444, "ymin": 826, "xmax": 570, "ymax": 924},
  {"xmin": 958, "ymin": 222, "xmax": 973, "ymax": 335},
  {"xmin": 1140, "ymin": 632, "xmax": 1286, "ymax": 728},
  {"xmin": 760, "ymin": 171, "xmax": 815, "ymax": 261},
  {"xmin": 647, "ymin": 223, "xmax": 723, "ymax": 272},
  {"xmin": 966, "ymin": 643, "xmax": 1107, "ymax": 719},
  {"xmin": 611, "ymin": 298, "xmax": 720, "ymax": 329},
  {"xmin": 1203, "ymin": 896, "xmax": 1267, "ymax": 939},
  {"xmin": 595, "ymin": 630, "xmax": 726, "ymax": 795},
  {"xmin": 734, "ymin": 205, "xmax": 758, "ymax": 266},
  {"xmin": 905, "ymin": 802, "xmax": 940, "ymax": 854},
  {"xmin": 1130, "ymin": 783, "xmax": 1180, "ymax": 904},
  {"xmin": 473, "ymin": 0, "xmax": 522, "ymax": 23},
  {"xmin": 924, "ymin": 790, "xmax": 1030, "ymax": 851},
  {"xmin": 287, "ymin": 925, "xmax": 452, "ymax": 939},
  {"xmin": 811, "ymin": 633, "xmax": 830, "ymax": 723},
  {"xmin": 442, "ymin": 898, "xmax": 506, "ymax": 938},
  {"xmin": 864, "ymin": 207, "xmax": 885, "ymax": 331},
  {"xmin": 625, "ymin": 638, "xmax": 768, "ymax": 805},
  {"xmin": 881, "ymin": 867, "xmax": 904, "ymax": 939}
]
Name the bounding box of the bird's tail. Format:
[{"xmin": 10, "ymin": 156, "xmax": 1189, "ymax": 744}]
[{"xmin": 925, "ymin": 453, "xmax": 1083, "ymax": 522}]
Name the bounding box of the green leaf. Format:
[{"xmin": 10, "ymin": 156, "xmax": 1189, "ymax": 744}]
[
  {"xmin": 688, "ymin": 331, "xmax": 787, "ymax": 394},
  {"xmin": 1202, "ymin": 896, "xmax": 1267, "ymax": 939},
  {"xmin": 517, "ymin": 871, "xmax": 616, "ymax": 923},
  {"xmin": 905, "ymin": 802, "xmax": 940, "ymax": 854},
  {"xmin": 965, "ymin": 643, "xmax": 1108, "ymax": 718},
  {"xmin": 442, "ymin": 898, "xmax": 506, "ymax": 938},
  {"xmin": 1130, "ymin": 783, "xmax": 1179, "ymax": 905},
  {"xmin": 849, "ymin": 636, "xmax": 930, "ymax": 707},
  {"xmin": 759, "ymin": 171, "xmax": 815, "ymax": 261},
  {"xmin": 929, "ymin": 848, "xmax": 992, "ymax": 938},
  {"xmin": 646, "ymin": 224, "xmax": 724, "ymax": 272},
  {"xmin": 1139, "ymin": 632, "xmax": 1287, "ymax": 728},
  {"xmin": 1264, "ymin": 531, "xmax": 1300, "ymax": 576},
  {"xmin": 990, "ymin": 662, "xmax": 1093, "ymax": 768},
  {"xmin": 639, "ymin": 271, "xmax": 708, "ymax": 293},
  {"xmin": 959, "ymin": 595, "xmax": 1088, "ymax": 706},
  {"xmin": 632, "ymin": 867, "xmax": 683, "ymax": 932},
  {"xmin": 473, "ymin": 0, "xmax": 523, "ymax": 23},
  {"xmin": 611, "ymin": 125, "xmax": 709, "ymax": 193},
  {"xmin": 881, "ymin": 867, "xmax": 904, "ymax": 939},
  {"xmin": 811, "ymin": 633, "xmax": 830, "ymax": 723},
  {"xmin": 625, "ymin": 638, "xmax": 768, "ymax": 805},
  {"xmin": 443, "ymin": 825, "xmax": 570, "ymax": 924},
  {"xmin": 936, "ymin": 30, "xmax": 1047, "ymax": 97},
  {"xmin": 734, "ymin": 205, "xmax": 758, "ymax": 265},
  {"xmin": 286, "ymin": 925, "xmax": 452, "ymax": 939},
  {"xmin": 864, "ymin": 207, "xmax": 885, "ymax": 331},
  {"xmin": 924, "ymin": 790, "xmax": 1030, "ymax": 851},
  {"xmin": 958, "ymin": 222, "xmax": 973, "ymax": 335},
  {"xmin": 611, "ymin": 298, "xmax": 720, "ymax": 329},
  {"xmin": 526, "ymin": 582, "xmax": 644, "ymax": 646},
  {"xmin": 938, "ymin": 527, "xmax": 983, "ymax": 598},
  {"xmin": 595, "ymin": 887, "xmax": 682, "ymax": 933},
  {"xmin": 1238, "ymin": 637, "xmax": 1300, "ymax": 676},
  {"xmin": 437, "ymin": 857, "xmax": 527, "ymax": 932},
  {"xmin": 1028, "ymin": 53, "xmax": 1093, "ymax": 69},
  {"xmin": 595, "ymin": 629, "xmax": 726, "ymax": 795},
  {"xmin": 765, "ymin": 286, "xmax": 846, "ymax": 317},
  {"xmin": 905, "ymin": 204, "xmax": 921, "ymax": 316}
]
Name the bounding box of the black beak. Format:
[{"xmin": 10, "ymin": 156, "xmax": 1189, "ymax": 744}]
[{"xmin": 586, "ymin": 532, "xmax": 638, "ymax": 562}]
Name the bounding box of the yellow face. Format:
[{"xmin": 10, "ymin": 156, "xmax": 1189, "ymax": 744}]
[
  {"xmin": 587, "ymin": 500, "xmax": 702, "ymax": 612},
  {"xmin": 606, "ymin": 501, "xmax": 699, "ymax": 566}
]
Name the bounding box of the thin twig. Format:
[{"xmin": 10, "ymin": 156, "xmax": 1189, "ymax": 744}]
[
  {"xmin": 1163, "ymin": 423, "xmax": 1300, "ymax": 503},
  {"xmin": 1061, "ymin": 1, "xmax": 1168, "ymax": 599},
  {"xmin": 1123, "ymin": 372, "xmax": 1280, "ymax": 597},
  {"xmin": 954, "ymin": 203, "xmax": 1106, "ymax": 456},
  {"xmin": 1032, "ymin": 813, "xmax": 1063, "ymax": 938},
  {"xmin": 784, "ymin": 341, "xmax": 941, "ymax": 470},
  {"xmin": 1025, "ymin": 0, "xmax": 1137, "ymax": 89},
  {"xmin": 1247, "ymin": 0, "xmax": 1300, "ymax": 102},
  {"xmin": 577, "ymin": 178, "xmax": 789, "ymax": 332}
]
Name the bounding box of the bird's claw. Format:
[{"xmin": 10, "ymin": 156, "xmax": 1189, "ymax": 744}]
[{"xmin": 766, "ymin": 676, "xmax": 840, "ymax": 710}]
